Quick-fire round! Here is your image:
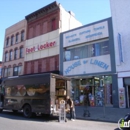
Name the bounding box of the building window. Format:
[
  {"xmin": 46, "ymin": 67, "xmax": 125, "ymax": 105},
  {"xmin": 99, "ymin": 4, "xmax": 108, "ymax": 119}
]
[
  {"xmin": 52, "ymin": 18, "xmax": 56, "ymax": 31},
  {"xmin": 26, "ymin": 62, "xmax": 31, "ymax": 74},
  {"xmin": 28, "ymin": 27, "xmax": 33, "ymax": 39},
  {"xmin": 35, "ymin": 24, "xmax": 40, "ymax": 36},
  {"xmin": 7, "ymin": 67, "xmax": 11, "ymax": 77},
  {"xmin": 20, "ymin": 47, "xmax": 23, "ymax": 58},
  {"xmin": 13, "ymin": 66, "xmax": 18, "ymax": 76},
  {"xmin": 21, "ymin": 31, "xmax": 24, "ymax": 41},
  {"xmin": 18, "ymin": 65, "xmax": 22, "ymax": 75},
  {"xmin": 5, "ymin": 52, "xmax": 8, "ymax": 62},
  {"xmin": 14, "ymin": 48, "xmax": 18, "ymax": 60},
  {"xmin": 50, "ymin": 57, "xmax": 55, "ymax": 71},
  {"xmin": 9, "ymin": 50, "xmax": 13, "ymax": 61},
  {"xmin": 13, "ymin": 65, "xmax": 22, "ymax": 76},
  {"xmin": 42, "ymin": 21, "xmax": 48, "ymax": 34},
  {"xmin": 6, "ymin": 37, "xmax": 9, "ymax": 47},
  {"xmin": 100, "ymin": 41, "xmax": 109, "ymax": 55},
  {"xmin": 11, "ymin": 35, "xmax": 14, "ymax": 45},
  {"xmin": 4, "ymin": 68, "xmax": 8, "ymax": 77},
  {"xmin": 15, "ymin": 33, "xmax": 19, "ymax": 43},
  {"xmin": 34, "ymin": 61, "xmax": 38, "ymax": 73},
  {"xmin": 88, "ymin": 44, "xmax": 95, "ymax": 57},
  {"xmin": 64, "ymin": 40, "xmax": 109, "ymax": 61}
]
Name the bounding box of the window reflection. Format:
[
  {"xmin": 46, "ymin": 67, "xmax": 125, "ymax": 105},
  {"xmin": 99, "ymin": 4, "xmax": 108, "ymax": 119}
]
[{"xmin": 64, "ymin": 40, "xmax": 109, "ymax": 61}]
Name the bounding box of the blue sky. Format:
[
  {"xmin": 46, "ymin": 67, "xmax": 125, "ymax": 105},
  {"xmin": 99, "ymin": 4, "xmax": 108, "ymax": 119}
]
[{"xmin": 0, "ymin": 0, "xmax": 111, "ymax": 61}]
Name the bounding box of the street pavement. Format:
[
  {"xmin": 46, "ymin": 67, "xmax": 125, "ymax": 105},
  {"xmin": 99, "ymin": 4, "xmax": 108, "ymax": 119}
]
[
  {"xmin": 0, "ymin": 111, "xmax": 118, "ymax": 130},
  {"xmin": 75, "ymin": 106, "xmax": 130, "ymax": 123}
]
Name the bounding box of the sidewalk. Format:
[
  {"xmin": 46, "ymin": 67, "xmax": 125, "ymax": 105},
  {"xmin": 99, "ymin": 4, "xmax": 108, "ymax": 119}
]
[{"xmin": 75, "ymin": 106, "xmax": 130, "ymax": 123}]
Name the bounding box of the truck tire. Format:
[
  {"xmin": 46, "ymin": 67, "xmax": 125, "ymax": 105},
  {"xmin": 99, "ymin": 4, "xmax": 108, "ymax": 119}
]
[{"xmin": 23, "ymin": 105, "xmax": 32, "ymax": 118}]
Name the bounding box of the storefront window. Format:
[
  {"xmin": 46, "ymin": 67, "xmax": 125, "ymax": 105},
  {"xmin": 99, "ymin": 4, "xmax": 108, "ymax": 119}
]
[
  {"xmin": 64, "ymin": 40, "xmax": 109, "ymax": 61},
  {"xmin": 72, "ymin": 75, "xmax": 113, "ymax": 107}
]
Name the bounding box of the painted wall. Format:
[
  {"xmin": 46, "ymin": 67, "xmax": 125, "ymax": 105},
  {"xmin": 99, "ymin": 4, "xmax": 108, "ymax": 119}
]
[
  {"xmin": 110, "ymin": 0, "xmax": 130, "ymax": 72},
  {"xmin": 25, "ymin": 29, "xmax": 60, "ymax": 61},
  {"xmin": 110, "ymin": 0, "xmax": 130, "ymax": 108},
  {"xmin": 59, "ymin": 5, "xmax": 82, "ymax": 33}
]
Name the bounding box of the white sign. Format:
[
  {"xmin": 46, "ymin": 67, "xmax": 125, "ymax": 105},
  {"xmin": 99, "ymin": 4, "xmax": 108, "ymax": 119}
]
[
  {"xmin": 26, "ymin": 41, "xmax": 56, "ymax": 54},
  {"xmin": 63, "ymin": 21, "xmax": 108, "ymax": 47},
  {"xmin": 63, "ymin": 55, "xmax": 111, "ymax": 76}
]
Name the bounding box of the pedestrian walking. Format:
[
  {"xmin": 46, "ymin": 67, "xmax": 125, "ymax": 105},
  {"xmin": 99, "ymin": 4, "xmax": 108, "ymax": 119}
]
[{"xmin": 66, "ymin": 96, "xmax": 76, "ymax": 121}]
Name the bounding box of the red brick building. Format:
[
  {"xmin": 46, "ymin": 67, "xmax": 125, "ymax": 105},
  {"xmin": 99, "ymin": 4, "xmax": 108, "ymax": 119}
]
[{"xmin": 24, "ymin": 1, "xmax": 82, "ymax": 74}]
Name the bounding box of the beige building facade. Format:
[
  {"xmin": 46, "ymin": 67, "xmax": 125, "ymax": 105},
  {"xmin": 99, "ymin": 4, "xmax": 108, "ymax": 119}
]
[{"xmin": 2, "ymin": 20, "xmax": 27, "ymax": 77}]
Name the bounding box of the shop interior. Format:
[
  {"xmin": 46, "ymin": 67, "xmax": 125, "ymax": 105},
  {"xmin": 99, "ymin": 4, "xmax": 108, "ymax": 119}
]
[
  {"xmin": 55, "ymin": 79, "xmax": 67, "ymax": 111},
  {"xmin": 72, "ymin": 76, "xmax": 112, "ymax": 107}
]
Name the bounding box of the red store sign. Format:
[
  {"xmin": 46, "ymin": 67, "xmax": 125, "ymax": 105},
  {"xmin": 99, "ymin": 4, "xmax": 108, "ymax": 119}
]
[{"xmin": 26, "ymin": 41, "xmax": 56, "ymax": 54}]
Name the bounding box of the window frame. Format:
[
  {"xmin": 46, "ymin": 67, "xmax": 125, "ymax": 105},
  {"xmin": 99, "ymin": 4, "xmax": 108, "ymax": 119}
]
[
  {"xmin": 15, "ymin": 33, "xmax": 19, "ymax": 43},
  {"xmin": 4, "ymin": 68, "xmax": 8, "ymax": 77},
  {"xmin": 9, "ymin": 50, "xmax": 13, "ymax": 61},
  {"xmin": 51, "ymin": 18, "xmax": 56, "ymax": 31},
  {"xmin": 21, "ymin": 31, "xmax": 24, "ymax": 41},
  {"xmin": 64, "ymin": 39, "xmax": 109, "ymax": 62},
  {"xmin": 20, "ymin": 47, "xmax": 23, "ymax": 58},
  {"xmin": 13, "ymin": 66, "xmax": 18, "ymax": 76},
  {"xmin": 7, "ymin": 67, "xmax": 11, "ymax": 77},
  {"xmin": 5, "ymin": 52, "xmax": 8, "ymax": 62},
  {"xmin": 6, "ymin": 37, "xmax": 9, "ymax": 47},
  {"xmin": 14, "ymin": 48, "xmax": 18, "ymax": 60},
  {"xmin": 11, "ymin": 35, "xmax": 14, "ymax": 45}
]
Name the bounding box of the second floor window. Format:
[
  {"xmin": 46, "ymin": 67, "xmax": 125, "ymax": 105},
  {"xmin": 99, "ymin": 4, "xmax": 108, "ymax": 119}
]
[
  {"xmin": 13, "ymin": 66, "xmax": 22, "ymax": 76},
  {"xmin": 14, "ymin": 49, "xmax": 18, "ymax": 60},
  {"xmin": 11, "ymin": 35, "xmax": 14, "ymax": 45},
  {"xmin": 18, "ymin": 65, "xmax": 22, "ymax": 75},
  {"xmin": 7, "ymin": 67, "xmax": 11, "ymax": 77},
  {"xmin": 5, "ymin": 52, "xmax": 8, "ymax": 62},
  {"xmin": 21, "ymin": 31, "xmax": 24, "ymax": 41},
  {"xmin": 16, "ymin": 33, "xmax": 19, "ymax": 43},
  {"xmin": 13, "ymin": 66, "xmax": 18, "ymax": 76},
  {"xmin": 20, "ymin": 47, "xmax": 23, "ymax": 58},
  {"xmin": 52, "ymin": 18, "xmax": 56, "ymax": 31},
  {"xmin": 9, "ymin": 50, "xmax": 13, "ymax": 61},
  {"xmin": 6, "ymin": 38, "xmax": 9, "ymax": 47},
  {"xmin": 4, "ymin": 68, "xmax": 8, "ymax": 77}
]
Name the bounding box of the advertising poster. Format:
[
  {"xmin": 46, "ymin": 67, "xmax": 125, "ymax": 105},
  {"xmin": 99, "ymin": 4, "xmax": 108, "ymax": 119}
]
[{"xmin": 119, "ymin": 88, "xmax": 125, "ymax": 108}]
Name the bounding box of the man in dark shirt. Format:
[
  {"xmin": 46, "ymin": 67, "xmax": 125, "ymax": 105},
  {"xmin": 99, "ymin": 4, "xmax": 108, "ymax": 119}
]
[{"xmin": 66, "ymin": 96, "xmax": 76, "ymax": 121}]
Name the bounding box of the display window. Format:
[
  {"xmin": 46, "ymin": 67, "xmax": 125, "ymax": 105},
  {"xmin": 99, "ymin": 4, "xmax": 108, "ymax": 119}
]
[{"xmin": 72, "ymin": 75, "xmax": 113, "ymax": 107}]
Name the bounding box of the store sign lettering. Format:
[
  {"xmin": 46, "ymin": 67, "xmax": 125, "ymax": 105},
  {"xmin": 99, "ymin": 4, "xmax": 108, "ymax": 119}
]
[
  {"xmin": 64, "ymin": 59, "xmax": 109, "ymax": 75},
  {"xmin": 63, "ymin": 21, "xmax": 108, "ymax": 47},
  {"xmin": 26, "ymin": 41, "xmax": 56, "ymax": 54},
  {"xmin": 64, "ymin": 60, "xmax": 81, "ymax": 75},
  {"xmin": 90, "ymin": 59, "xmax": 109, "ymax": 70}
]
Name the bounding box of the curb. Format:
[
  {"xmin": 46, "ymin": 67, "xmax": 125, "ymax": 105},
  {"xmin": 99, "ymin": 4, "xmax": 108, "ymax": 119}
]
[{"xmin": 75, "ymin": 117, "xmax": 118, "ymax": 123}]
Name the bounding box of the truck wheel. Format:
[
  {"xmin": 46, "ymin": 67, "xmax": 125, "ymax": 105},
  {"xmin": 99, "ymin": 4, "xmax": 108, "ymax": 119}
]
[
  {"xmin": 0, "ymin": 109, "xmax": 3, "ymax": 113},
  {"xmin": 23, "ymin": 105, "xmax": 32, "ymax": 118}
]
